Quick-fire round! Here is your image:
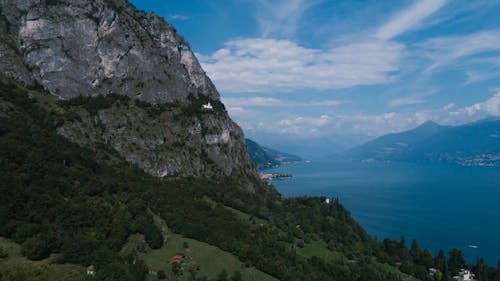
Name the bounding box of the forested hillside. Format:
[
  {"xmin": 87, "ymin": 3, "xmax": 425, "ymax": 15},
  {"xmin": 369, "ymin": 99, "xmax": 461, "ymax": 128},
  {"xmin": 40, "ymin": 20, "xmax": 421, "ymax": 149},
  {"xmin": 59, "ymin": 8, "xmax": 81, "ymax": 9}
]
[{"xmin": 2, "ymin": 77, "xmax": 499, "ymax": 280}]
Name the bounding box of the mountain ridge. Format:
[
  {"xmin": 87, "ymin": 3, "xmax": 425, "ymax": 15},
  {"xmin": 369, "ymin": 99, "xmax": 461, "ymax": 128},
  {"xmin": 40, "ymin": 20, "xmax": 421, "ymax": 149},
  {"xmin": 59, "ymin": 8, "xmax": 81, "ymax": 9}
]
[
  {"xmin": 344, "ymin": 119, "xmax": 500, "ymax": 166},
  {"xmin": 245, "ymin": 138, "xmax": 302, "ymax": 170}
]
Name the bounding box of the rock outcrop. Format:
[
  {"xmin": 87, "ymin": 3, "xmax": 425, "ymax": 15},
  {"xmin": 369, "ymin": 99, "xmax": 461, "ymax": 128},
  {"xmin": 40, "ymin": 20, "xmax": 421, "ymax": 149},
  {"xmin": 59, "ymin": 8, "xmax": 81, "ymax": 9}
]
[
  {"xmin": 0, "ymin": 0, "xmax": 258, "ymax": 179},
  {"xmin": 0, "ymin": 0, "xmax": 218, "ymax": 103}
]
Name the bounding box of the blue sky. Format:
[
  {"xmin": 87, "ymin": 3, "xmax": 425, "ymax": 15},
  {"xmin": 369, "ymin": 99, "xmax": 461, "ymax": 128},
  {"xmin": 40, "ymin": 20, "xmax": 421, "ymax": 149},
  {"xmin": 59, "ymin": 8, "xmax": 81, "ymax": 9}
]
[{"xmin": 130, "ymin": 0, "xmax": 500, "ymax": 148}]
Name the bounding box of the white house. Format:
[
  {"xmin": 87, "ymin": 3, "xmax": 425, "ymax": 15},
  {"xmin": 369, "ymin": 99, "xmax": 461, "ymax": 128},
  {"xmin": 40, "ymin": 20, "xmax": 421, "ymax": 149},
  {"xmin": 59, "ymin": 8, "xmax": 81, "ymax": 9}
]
[
  {"xmin": 453, "ymin": 269, "xmax": 476, "ymax": 281},
  {"xmin": 87, "ymin": 265, "xmax": 96, "ymax": 276},
  {"xmin": 325, "ymin": 198, "xmax": 331, "ymax": 204},
  {"xmin": 202, "ymin": 102, "xmax": 213, "ymax": 110}
]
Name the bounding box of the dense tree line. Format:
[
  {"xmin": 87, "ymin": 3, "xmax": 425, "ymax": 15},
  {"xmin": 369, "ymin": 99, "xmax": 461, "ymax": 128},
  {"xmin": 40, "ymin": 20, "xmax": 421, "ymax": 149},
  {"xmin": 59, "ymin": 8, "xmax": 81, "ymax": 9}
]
[{"xmin": 1, "ymin": 77, "xmax": 500, "ymax": 280}]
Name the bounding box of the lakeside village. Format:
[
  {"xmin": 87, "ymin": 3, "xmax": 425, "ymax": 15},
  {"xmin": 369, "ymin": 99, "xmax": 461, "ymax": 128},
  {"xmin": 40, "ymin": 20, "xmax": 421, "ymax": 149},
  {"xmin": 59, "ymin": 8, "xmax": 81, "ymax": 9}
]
[{"xmin": 259, "ymin": 172, "xmax": 292, "ymax": 180}]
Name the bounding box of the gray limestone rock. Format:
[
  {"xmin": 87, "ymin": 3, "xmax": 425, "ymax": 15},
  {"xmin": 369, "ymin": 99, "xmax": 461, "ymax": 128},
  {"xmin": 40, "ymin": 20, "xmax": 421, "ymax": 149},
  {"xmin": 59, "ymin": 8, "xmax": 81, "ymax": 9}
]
[
  {"xmin": 0, "ymin": 0, "xmax": 218, "ymax": 103},
  {"xmin": 0, "ymin": 0, "xmax": 258, "ymax": 180}
]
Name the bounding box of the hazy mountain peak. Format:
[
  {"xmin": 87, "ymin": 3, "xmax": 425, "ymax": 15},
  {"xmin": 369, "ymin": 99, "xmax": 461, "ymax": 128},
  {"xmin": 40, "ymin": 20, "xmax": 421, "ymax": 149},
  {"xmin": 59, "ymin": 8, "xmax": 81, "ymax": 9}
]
[{"xmin": 345, "ymin": 118, "xmax": 500, "ymax": 166}]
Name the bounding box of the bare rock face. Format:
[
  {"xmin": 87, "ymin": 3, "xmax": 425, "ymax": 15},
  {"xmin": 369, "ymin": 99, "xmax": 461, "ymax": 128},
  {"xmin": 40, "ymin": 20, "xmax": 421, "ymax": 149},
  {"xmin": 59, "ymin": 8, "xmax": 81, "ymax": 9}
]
[
  {"xmin": 0, "ymin": 0, "xmax": 258, "ymax": 180},
  {"xmin": 56, "ymin": 99, "xmax": 257, "ymax": 179},
  {"xmin": 0, "ymin": 0, "xmax": 218, "ymax": 103}
]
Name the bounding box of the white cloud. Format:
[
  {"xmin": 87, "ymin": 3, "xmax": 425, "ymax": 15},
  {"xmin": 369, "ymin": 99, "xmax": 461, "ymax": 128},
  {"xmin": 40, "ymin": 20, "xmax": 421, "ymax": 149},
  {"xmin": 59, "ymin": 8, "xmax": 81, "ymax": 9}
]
[
  {"xmin": 230, "ymin": 91, "xmax": 500, "ymax": 140},
  {"xmin": 418, "ymin": 30, "xmax": 500, "ymax": 72},
  {"xmin": 375, "ymin": 0, "xmax": 448, "ymax": 40},
  {"xmin": 201, "ymin": 38, "xmax": 403, "ymax": 93},
  {"xmin": 331, "ymin": 112, "xmax": 423, "ymax": 137},
  {"xmin": 254, "ymin": 0, "xmax": 323, "ymax": 38},
  {"xmin": 278, "ymin": 115, "xmax": 331, "ymax": 136},
  {"xmin": 222, "ymin": 97, "xmax": 341, "ymax": 107},
  {"xmin": 390, "ymin": 92, "xmax": 500, "ymax": 130},
  {"xmin": 342, "ymin": 93, "xmax": 500, "ymax": 137},
  {"xmin": 452, "ymin": 91, "xmax": 500, "ymax": 119},
  {"xmin": 443, "ymin": 103, "xmax": 455, "ymax": 110},
  {"xmin": 388, "ymin": 97, "xmax": 426, "ymax": 107}
]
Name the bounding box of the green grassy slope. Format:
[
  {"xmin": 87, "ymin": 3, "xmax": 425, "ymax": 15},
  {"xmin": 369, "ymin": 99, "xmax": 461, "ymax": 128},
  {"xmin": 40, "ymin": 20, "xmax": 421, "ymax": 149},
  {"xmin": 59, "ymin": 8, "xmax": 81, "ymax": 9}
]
[{"xmin": 0, "ymin": 237, "xmax": 86, "ymax": 281}]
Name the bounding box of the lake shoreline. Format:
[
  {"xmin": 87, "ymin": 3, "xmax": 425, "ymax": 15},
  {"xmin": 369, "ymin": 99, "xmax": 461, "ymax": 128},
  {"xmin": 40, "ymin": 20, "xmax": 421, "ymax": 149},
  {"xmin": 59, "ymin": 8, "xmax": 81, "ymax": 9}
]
[{"xmin": 266, "ymin": 159, "xmax": 500, "ymax": 264}]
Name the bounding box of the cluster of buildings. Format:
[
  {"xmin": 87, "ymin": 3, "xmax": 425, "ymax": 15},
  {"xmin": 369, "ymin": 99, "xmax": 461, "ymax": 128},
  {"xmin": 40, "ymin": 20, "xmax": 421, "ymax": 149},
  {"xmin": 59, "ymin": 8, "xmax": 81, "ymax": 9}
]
[
  {"xmin": 201, "ymin": 102, "xmax": 213, "ymax": 110},
  {"xmin": 428, "ymin": 268, "xmax": 476, "ymax": 281},
  {"xmin": 454, "ymin": 269, "xmax": 476, "ymax": 281}
]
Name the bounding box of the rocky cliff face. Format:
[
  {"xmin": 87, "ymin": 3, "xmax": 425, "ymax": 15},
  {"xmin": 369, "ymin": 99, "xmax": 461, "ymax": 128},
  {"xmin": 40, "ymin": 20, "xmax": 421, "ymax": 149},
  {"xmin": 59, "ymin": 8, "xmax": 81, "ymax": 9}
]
[
  {"xmin": 0, "ymin": 0, "xmax": 258, "ymax": 179},
  {"xmin": 0, "ymin": 0, "xmax": 217, "ymax": 103}
]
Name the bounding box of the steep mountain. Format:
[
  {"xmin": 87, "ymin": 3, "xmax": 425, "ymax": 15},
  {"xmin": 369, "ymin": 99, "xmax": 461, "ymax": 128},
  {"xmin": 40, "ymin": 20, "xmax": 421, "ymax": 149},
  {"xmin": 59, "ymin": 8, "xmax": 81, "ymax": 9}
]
[
  {"xmin": 346, "ymin": 121, "xmax": 447, "ymax": 161},
  {"xmin": 345, "ymin": 120, "xmax": 500, "ymax": 165},
  {"xmin": 245, "ymin": 138, "xmax": 302, "ymax": 170},
  {"xmin": 0, "ymin": 0, "xmax": 257, "ymax": 179}
]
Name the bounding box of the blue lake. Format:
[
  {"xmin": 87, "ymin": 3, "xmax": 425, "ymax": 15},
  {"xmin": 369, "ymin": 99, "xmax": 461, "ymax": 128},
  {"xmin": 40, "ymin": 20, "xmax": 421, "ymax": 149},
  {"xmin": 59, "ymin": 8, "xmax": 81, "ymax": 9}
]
[{"xmin": 266, "ymin": 160, "xmax": 500, "ymax": 264}]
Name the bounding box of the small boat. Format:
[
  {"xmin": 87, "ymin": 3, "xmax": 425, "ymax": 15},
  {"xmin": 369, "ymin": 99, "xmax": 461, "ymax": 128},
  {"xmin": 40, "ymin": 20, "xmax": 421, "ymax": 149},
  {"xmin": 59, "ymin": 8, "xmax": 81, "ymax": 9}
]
[{"xmin": 467, "ymin": 245, "xmax": 479, "ymax": 249}]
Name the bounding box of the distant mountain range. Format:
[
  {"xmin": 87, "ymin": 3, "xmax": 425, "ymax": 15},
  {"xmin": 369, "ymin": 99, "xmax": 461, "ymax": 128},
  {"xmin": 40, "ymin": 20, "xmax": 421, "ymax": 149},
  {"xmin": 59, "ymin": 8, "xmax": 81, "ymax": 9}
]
[
  {"xmin": 343, "ymin": 118, "xmax": 500, "ymax": 166},
  {"xmin": 246, "ymin": 139, "xmax": 302, "ymax": 170}
]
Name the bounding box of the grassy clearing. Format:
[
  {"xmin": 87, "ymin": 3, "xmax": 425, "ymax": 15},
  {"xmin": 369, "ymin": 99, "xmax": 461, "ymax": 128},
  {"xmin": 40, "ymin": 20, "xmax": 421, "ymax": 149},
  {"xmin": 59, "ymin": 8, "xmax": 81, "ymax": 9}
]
[
  {"xmin": 296, "ymin": 240, "xmax": 343, "ymax": 263},
  {"xmin": 376, "ymin": 262, "xmax": 421, "ymax": 281},
  {"xmin": 0, "ymin": 237, "xmax": 85, "ymax": 280},
  {"xmin": 122, "ymin": 215, "xmax": 278, "ymax": 281},
  {"xmin": 295, "ymin": 239, "xmax": 421, "ymax": 281}
]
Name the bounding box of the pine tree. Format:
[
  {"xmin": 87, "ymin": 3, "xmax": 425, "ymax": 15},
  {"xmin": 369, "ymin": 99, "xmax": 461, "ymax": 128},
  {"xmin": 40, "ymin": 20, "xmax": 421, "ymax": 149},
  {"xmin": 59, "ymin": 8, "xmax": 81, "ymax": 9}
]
[
  {"xmin": 409, "ymin": 239, "xmax": 421, "ymax": 262},
  {"xmin": 494, "ymin": 261, "xmax": 500, "ymax": 281},
  {"xmin": 475, "ymin": 257, "xmax": 488, "ymax": 281},
  {"xmin": 443, "ymin": 261, "xmax": 449, "ymax": 281},
  {"xmin": 448, "ymin": 248, "xmax": 466, "ymax": 275},
  {"xmin": 399, "ymin": 236, "xmax": 409, "ymax": 260}
]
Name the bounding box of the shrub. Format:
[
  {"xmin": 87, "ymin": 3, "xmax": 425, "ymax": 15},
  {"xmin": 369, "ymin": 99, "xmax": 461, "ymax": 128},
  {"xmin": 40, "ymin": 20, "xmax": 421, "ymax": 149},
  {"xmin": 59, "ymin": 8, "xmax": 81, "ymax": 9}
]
[
  {"xmin": 22, "ymin": 237, "xmax": 49, "ymax": 260},
  {"xmin": 157, "ymin": 270, "xmax": 166, "ymax": 280},
  {"xmin": 144, "ymin": 219, "xmax": 163, "ymax": 249},
  {"xmin": 0, "ymin": 246, "xmax": 8, "ymax": 258}
]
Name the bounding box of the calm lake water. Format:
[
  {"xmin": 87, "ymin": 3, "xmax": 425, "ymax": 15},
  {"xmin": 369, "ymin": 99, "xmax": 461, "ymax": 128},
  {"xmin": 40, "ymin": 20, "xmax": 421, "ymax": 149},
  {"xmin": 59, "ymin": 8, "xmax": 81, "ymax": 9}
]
[{"xmin": 266, "ymin": 160, "xmax": 500, "ymax": 264}]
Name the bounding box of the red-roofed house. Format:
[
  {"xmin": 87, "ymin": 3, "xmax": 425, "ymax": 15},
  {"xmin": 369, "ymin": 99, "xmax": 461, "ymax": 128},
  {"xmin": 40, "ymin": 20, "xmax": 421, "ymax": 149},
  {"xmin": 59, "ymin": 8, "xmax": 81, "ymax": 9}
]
[
  {"xmin": 87, "ymin": 265, "xmax": 96, "ymax": 275},
  {"xmin": 169, "ymin": 255, "xmax": 184, "ymax": 265}
]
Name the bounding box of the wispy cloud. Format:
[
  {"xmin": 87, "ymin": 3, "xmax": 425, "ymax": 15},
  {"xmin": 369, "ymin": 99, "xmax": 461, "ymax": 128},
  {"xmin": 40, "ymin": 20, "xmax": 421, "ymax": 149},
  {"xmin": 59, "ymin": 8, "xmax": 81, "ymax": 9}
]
[
  {"xmin": 168, "ymin": 14, "xmax": 191, "ymax": 21},
  {"xmin": 465, "ymin": 70, "xmax": 500, "ymax": 85},
  {"xmin": 388, "ymin": 97, "xmax": 426, "ymax": 107},
  {"xmin": 223, "ymin": 97, "xmax": 341, "ymax": 107},
  {"xmin": 418, "ymin": 29, "xmax": 500, "ymax": 72},
  {"xmin": 226, "ymin": 106, "xmax": 260, "ymax": 119},
  {"xmin": 201, "ymin": 38, "xmax": 403, "ymax": 93},
  {"xmin": 375, "ymin": 0, "xmax": 449, "ymax": 40},
  {"xmin": 254, "ymin": 0, "xmax": 323, "ymax": 38}
]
